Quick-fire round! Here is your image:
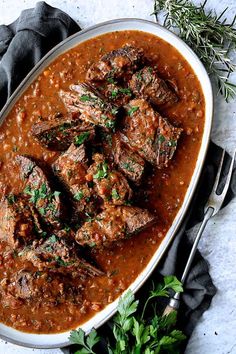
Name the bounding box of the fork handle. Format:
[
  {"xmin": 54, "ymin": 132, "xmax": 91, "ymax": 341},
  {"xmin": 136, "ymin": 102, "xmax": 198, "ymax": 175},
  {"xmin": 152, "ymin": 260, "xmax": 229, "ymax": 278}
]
[
  {"xmin": 163, "ymin": 207, "xmax": 214, "ymax": 316},
  {"xmin": 180, "ymin": 206, "xmax": 214, "ymax": 285}
]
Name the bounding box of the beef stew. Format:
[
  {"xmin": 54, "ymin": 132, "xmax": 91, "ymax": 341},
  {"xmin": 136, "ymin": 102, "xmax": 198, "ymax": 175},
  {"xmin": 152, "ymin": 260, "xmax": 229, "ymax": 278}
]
[{"xmin": 0, "ymin": 30, "xmax": 205, "ymax": 334}]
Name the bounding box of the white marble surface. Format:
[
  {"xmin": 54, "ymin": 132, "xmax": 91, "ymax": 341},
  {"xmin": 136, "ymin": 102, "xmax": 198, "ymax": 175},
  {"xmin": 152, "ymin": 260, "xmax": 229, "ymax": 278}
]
[{"xmin": 0, "ymin": 0, "xmax": 236, "ymax": 353}]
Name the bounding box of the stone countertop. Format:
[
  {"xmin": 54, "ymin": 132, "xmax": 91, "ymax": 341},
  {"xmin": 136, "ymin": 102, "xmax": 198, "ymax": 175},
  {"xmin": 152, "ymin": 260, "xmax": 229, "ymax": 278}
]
[{"xmin": 0, "ymin": 0, "xmax": 235, "ymax": 353}]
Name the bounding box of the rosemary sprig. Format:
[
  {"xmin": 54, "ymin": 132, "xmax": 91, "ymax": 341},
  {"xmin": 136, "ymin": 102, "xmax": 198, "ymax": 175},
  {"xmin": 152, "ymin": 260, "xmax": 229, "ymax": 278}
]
[{"xmin": 153, "ymin": 0, "xmax": 236, "ymax": 101}]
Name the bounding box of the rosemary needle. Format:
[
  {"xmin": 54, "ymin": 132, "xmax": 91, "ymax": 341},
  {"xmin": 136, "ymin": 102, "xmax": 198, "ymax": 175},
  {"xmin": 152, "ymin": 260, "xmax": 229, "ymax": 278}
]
[{"xmin": 153, "ymin": 0, "xmax": 236, "ymax": 102}]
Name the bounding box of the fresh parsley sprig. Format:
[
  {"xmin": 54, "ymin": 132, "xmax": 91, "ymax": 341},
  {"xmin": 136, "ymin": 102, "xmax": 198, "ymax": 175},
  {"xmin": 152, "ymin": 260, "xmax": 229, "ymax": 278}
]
[
  {"xmin": 153, "ymin": 0, "xmax": 236, "ymax": 101},
  {"xmin": 69, "ymin": 275, "xmax": 186, "ymax": 354}
]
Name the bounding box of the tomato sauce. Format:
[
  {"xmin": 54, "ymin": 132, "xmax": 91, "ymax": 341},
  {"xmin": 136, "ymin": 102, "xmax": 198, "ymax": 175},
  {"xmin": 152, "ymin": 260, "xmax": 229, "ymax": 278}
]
[{"xmin": 0, "ymin": 30, "xmax": 205, "ymax": 333}]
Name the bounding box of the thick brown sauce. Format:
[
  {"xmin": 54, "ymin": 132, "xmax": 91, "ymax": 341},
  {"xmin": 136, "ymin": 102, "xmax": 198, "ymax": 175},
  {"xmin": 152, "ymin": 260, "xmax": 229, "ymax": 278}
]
[{"xmin": 0, "ymin": 30, "xmax": 205, "ymax": 333}]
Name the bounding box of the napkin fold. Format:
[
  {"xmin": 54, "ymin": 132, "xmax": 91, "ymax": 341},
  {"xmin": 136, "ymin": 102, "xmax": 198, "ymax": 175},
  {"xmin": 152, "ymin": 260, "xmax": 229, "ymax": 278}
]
[
  {"xmin": 0, "ymin": 1, "xmax": 235, "ymax": 350},
  {"xmin": 0, "ymin": 1, "xmax": 80, "ymax": 110}
]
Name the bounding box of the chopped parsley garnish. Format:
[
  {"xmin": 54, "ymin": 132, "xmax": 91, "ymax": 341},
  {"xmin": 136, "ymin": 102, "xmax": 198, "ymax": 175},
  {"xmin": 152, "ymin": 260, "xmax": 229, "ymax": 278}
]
[
  {"xmin": 45, "ymin": 245, "xmax": 53, "ymax": 252},
  {"xmin": 136, "ymin": 71, "xmax": 143, "ymax": 81},
  {"xmin": 111, "ymin": 188, "xmax": 120, "ymax": 200},
  {"xmin": 158, "ymin": 134, "xmax": 166, "ymax": 143},
  {"xmin": 39, "ymin": 207, "xmax": 46, "ymax": 216},
  {"xmin": 74, "ymin": 191, "xmax": 84, "ymax": 201},
  {"xmin": 74, "ymin": 131, "xmax": 90, "ymax": 146},
  {"xmin": 64, "ymin": 225, "xmax": 71, "ymax": 233},
  {"xmin": 111, "ymin": 89, "xmax": 119, "ymax": 98},
  {"xmin": 53, "ymin": 191, "xmax": 61, "ymax": 198},
  {"xmin": 107, "ymin": 77, "xmax": 115, "ymax": 84},
  {"xmin": 24, "ymin": 184, "xmax": 60, "ymax": 218},
  {"xmin": 80, "ymin": 94, "xmax": 92, "ymax": 102},
  {"xmin": 48, "ymin": 234, "xmax": 58, "ymax": 243},
  {"xmin": 128, "ymin": 106, "xmax": 139, "ymax": 116},
  {"xmin": 55, "ymin": 256, "xmax": 73, "ymax": 267},
  {"xmin": 58, "ymin": 122, "xmax": 71, "ymax": 131},
  {"xmin": 122, "ymin": 162, "xmax": 135, "ymax": 173},
  {"xmin": 7, "ymin": 194, "xmax": 16, "ymax": 205},
  {"xmin": 105, "ymin": 119, "xmax": 116, "ymax": 130},
  {"xmin": 111, "ymin": 107, "xmax": 119, "ymax": 115},
  {"xmin": 93, "ymin": 162, "xmax": 109, "ymax": 180},
  {"xmin": 24, "ymin": 183, "xmax": 48, "ymax": 204},
  {"xmin": 88, "ymin": 241, "xmax": 96, "ymax": 248},
  {"xmin": 168, "ymin": 139, "xmax": 177, "ymax": 147},
  {"xmin": 119, "ymin": 88, "xmax": 132, "ymax": 96}
]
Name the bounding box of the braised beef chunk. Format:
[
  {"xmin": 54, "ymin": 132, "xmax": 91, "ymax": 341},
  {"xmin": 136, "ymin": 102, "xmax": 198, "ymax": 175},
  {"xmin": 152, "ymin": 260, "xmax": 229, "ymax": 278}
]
[
  {"xmin": 0, "ymin": 195, "xmax": 43, "ymax": 249},
  {"xmin": 53, "ymin": 144, "xmax": 97, "ymax": 217},
  {"xmin": 6, "ymin": 270, "xmax": 83, "ymax": 303},
  {"xmin": 16, "ymin": 155, "xmax": 64, "ymax": 227},
  {"xmin": 86, "ymin": 45, "xmax": 144, "ymax": 82},
  {"xmin": 129, "ymin": 66, "xmax": 178, "ymax": 107},
  {"xmin": 156, "ymin": 117, "xmax": 183, "ymax": 168},
  {"xmin": 121, "ymin": 99, "xmax": 182, "ymax": 168},
  {"xmin": 11, "ymin": 270, "xmax": 37, "ymax": 299},
  {"xmin": 31, "ymin": 116, "xmax": 95, "ymax": 151},
  {"xmin": 75, "ymin": 205, "xmax": 156, "ymax": 248},
  {"xmin": 112, "ymin": 135, "xmax": 145, "ymax": 185},
  {"xmin": 86, "ymin": 153, "xmax": 133, "ymax": 205},
  {"xmin": 59, "ymin": 83, "xmax": 118, "ymax": 131},
  {"xmin": 102, "ymin": 83, "xmax": 132, "ymax": 106},
  {"xmin": 21, "ymin": 235, "xmax": 103, "ymax": 276}
]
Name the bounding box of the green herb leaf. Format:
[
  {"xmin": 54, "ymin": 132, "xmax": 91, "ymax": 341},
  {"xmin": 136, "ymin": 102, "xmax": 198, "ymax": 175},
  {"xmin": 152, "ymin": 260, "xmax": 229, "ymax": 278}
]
[
  {"xmin": 111, "ymin": 188, "xmax": 120, "ymax": 200},
  {"xmin": 48, "ymin": 234, "xmax": 58, "ymax": 243},
  {"xmin": 69, "ymin": 328, "xmax": 99, "ymax": 354},
  {"xmin": 74, "ymin": 191, "xmax": 84, "ymax": 201},
  {"xmin": 119, "ymin": 88, "xmax": 132, "ymax": 96},
  {"xmin": 107, "ymin": 77, "xmax": 115, "ymax": 84},
  {"xmin": 69, "ymin": 329, "xmax": 86, "ymax": 346},
  {"xmin": 69, "ymin": 276, "xmax": 185, "ymax": 353},
  {"xmin": 164, "ymin": 275, "xmax": 184, "ymax": 293},
  {"xmin": 86, "ymin": 329, "xmax": 100, "ymax": 349},
  {"xmin": 128, "ymin": 106, "xmax": 139, "ymax": 116},
  {"xmin": 93, "ymin": 162, "xmax": 109, "ymax": 180},
  {"xmin": 6, "ymin": 194, "xmax": 16, "ymax": 205},
  {"xmin": 153, "ymin": 0, "xmax": 236, "ymax": 101},
  {"xmin": 74, "ymin": 132, "xmax": 90, "ymax": 146},
  {"xmin": 80, "ymin": 94, "xmax": 92, "ymax": 102}
]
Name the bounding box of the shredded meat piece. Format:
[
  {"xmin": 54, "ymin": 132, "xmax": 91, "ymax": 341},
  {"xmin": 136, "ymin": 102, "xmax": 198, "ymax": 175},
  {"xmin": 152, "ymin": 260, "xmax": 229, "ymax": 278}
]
[
  {"xmin": 129, "ymin": 66, "xmax": 178, "ymax": 107},
  {"xmin": 86, "ymin": 153, "xmax": 133, "ymax": 205},
  {"xmin": 16, "ymin": 155, "xmax": 64, "ymax": 227},
  {"xmin": 53, "ymin": 144, "xmax": 99, "ymax": 219},
  {"xmin": 31, "ymin": 115, "xmax": 95, "ymax": 151},
  {"xmin": 0, "ymin": 194, "xmax": 43, "ymax": 249},
  {"xmin": 75, "ymin": 205, "xmax": 156, "ymax": 248},
  {"xmin": 86, "ymin": 44, "xmax": 144, "ymax": 82},
  {"xmin": 121, "ymin": 99, "xmax": 182, "ymax": 168},
  {"xmin": 59, "ymin": 83, "xmax": 119, "ymax": 131}
]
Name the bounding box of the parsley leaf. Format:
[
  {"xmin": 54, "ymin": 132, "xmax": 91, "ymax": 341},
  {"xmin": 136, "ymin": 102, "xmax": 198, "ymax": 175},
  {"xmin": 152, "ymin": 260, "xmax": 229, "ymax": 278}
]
[
  {"xmin": 128, "ymin": 106, "xmax": 139, "ymax": 116},
  {"xmin": 74, "ymin": 132, "xmax": 90, "ymax": 146},
  {"xmin": 80, "ymin": 94, "xmax": 92, "ymax": 102},
  {"xmin": 119, "ymin": 87, "xmax": 132, "ymax": 96},
  {"xmin": 111, "ymin": 188, "xmax": 120, "ymax": 200},
  {"xmin": 69, "ymin": 276, "xmax": 186, "ymax": 353},
  {"xmin": 69, "ymin": 329, "xmax": 100, "ymax": 354},
  {"xmin": 93, "ymin": 163, "xmax": 109, "ymax": 180},
  {"xmin": 74, "ymin": 191, "xmax": 84, "ymax": 201}
]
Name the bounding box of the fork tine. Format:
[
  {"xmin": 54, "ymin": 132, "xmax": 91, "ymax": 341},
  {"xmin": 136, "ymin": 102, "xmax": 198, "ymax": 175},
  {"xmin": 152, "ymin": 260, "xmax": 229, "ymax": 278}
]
[
  {"xmin": 219, "ymin": 149, "xmax": 236, "ymax": 200},
  {"xmin": 213, "ymin": 149, "xmax": 225, "ymax": 193}
]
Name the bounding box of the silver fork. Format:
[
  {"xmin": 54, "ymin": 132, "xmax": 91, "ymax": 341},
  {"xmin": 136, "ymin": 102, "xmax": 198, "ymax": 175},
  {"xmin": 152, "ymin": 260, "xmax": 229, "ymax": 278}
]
[{"xmin": 163, "ymin": 148, "xmax": 236, "ymax": 315}]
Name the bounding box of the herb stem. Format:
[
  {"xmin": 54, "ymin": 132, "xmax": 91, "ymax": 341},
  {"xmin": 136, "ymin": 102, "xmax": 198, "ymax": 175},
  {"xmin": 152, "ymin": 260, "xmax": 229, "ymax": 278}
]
[{"xmin": 153, "ymin": 0, "xmax": 236, "ymax": 101}]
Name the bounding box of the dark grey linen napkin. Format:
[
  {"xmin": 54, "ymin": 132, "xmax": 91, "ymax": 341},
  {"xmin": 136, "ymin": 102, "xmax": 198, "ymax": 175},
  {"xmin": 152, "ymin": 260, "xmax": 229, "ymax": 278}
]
[
  {"xmin": 0, "ymin": 1, "xmax": 80, "ymax": 110},
  {"xmin": 0, "ymin": 1, "xmax": 235, "ymax": 350}
]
